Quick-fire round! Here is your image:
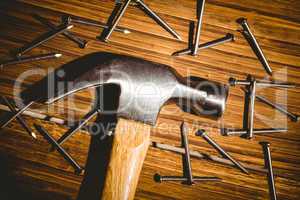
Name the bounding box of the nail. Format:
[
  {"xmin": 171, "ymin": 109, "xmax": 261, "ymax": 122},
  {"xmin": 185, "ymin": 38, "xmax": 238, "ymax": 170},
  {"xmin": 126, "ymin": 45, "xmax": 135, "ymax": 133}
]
[
  {"xmin": 192, "ymin": 0, "xmax": 206, "ymax": 55},
  {"xmin": 0, "ymin": 53, "xmax": 62, "ymax": 69},
  {"xmin": 181, "ymin": 122, "xmax": 193, "ymax": 184},
  {"xmin": 34, "ymin": 124, "xmax": 83, "ymax": 174},
  {"xmin": 247, "ymin": 78, "xmax": 256, "ymax": 139},
  {"xmin": 137, "ymin": 0, "xmax": 182, "ymax": 40},
  {"xmin": 221, "ymin": 128, "xmax": 287, "ymax": 136},
  {"xmin": 0, "ymin": 101, "xmax": 34, "ymax": 129},
  {"xmin": 196, "ymin": 129, "xmax": 249, "ymax": 174},
  {"xmin": 257, "ymin": 82, "xmax": 297, "ymax": 88},
  {"xmin": 229, "ymin": 77, "xmax": 296, "ymax": 88},
  {"xmin": 239, "ymin": 86, "xmax": 299, "ymax": 122},
  {"xmin": 173, "ymin": 33, "xmax": 234, "ymax": 56},
  {"xmin": 259, "ymin": 142, "xmax": 277, "ymax": 200},
  {"xmin": 103, "ymin": 0, "xmax": 132, "ymax": 42},
  {"xmin": 17, "ymin": 23, "xmax": 73, "ymax": 57},
  {"xmin": 229, "ymin": 77, "xmax": 250, "ymax": 86},
  {"xmin": 1, "ymin": 96, "xmax": 36, "ymax": 139},
  {"xmin": 237, "ymin": 18, "xmax": 272, "ymax": 75},
  {"xmin": 56, "ymin": 109, "xmax": 100, "ymax": 146},
  {"xmin": 33, "ymin": 14, "xmax": 87, "ymax": 49},
  {"xmin": 153, "ymin": 123, "xmax": 222, "ymax": 185},
  {"xmin": 152, "ymin": 142, "xmax": 269, "ymax": 173},
  {"xmin": 255, "ymin": 94, "xmax": 299, "ymax": 122},
  {"xmin": 154, "ymin": 173, "xmax": 221, "ymax": 183},
  {"xmin": 67, "ymin": 16, "xmax": 130, "ymax": 34}
]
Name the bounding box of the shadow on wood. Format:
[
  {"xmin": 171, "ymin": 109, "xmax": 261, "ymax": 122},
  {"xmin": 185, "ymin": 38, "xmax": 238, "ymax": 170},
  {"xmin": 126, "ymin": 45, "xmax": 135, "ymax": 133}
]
[{"xmin": 77, "ymin": 85, "xmax": 120, "ymax": 200}]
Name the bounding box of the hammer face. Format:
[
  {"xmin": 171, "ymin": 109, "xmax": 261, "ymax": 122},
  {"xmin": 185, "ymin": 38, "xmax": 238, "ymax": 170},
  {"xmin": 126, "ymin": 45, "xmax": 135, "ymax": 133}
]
[
  {"xmin": 20, "ymin": 52, "xmax": 229, "ymax": 125},
  {"xmin": 177, "ymin": 76, "xmax": 229, "ymax": 118}
]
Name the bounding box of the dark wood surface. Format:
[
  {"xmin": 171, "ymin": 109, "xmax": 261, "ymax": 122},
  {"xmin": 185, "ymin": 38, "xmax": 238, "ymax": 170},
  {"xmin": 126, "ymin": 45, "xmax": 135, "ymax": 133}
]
[{"xmin": 0, "ymin": 0, "xmax": 299, "ymax": 199}]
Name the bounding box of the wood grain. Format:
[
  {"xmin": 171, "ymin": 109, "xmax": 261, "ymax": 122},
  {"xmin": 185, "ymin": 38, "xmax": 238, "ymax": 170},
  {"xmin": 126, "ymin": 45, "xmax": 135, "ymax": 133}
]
[
  {"xmin": 0, "ymin": 0, "xmax": 299, "ymax": 199},
  {"xmin": 101, "ymin": 118, "xmax": 151, "ymax": 200}
]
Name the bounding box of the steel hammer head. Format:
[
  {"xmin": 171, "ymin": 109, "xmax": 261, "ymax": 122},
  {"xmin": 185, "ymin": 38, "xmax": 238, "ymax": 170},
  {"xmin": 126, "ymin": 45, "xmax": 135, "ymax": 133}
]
[{"xmin": 20, "ymin": 52, "xmax": 229, "ymax": 125}]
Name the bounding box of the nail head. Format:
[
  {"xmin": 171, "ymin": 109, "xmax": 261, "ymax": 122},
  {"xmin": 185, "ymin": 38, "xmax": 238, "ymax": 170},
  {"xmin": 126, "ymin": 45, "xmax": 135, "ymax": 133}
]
[
  {"xmin": 259, "ymin": 141, "xmax": 270, "ymax": 147},
  {"xmin": 236, "ymin": 17, "xmax": 247, "ymax": 25},
  {"xmin": 220, "ymin": 128, "xmax": 228, "ymax": 136},
  {"xmin": 195, "ymin": 129, "xmax": 206, "ymax": 137},
  {"xmin": 229, "ymin": 77, "xmax": 236, "ymax": 86},
  {"xmin": 226, "ymin": 33, "xmax": 235, "ymax": 42},
  {"xmin": 79, "ymin": 40, "xmax": 88, "ymax": 49},
  {"xmin": 153, "ymin": 173, "xmax": 162, "ymax": 183}
]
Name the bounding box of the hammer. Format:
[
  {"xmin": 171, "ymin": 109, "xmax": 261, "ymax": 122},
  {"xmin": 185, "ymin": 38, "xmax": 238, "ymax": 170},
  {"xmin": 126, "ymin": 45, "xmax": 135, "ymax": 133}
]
[{"xmin": 16, "ymin": 52, "xmax": 229, "ymax": 199}]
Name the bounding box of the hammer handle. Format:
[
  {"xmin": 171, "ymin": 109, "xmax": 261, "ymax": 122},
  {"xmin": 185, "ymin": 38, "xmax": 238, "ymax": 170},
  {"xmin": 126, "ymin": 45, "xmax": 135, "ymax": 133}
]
[{"xmin": 101, "ymin": 118, "xmax": 151, "ymax": 200}]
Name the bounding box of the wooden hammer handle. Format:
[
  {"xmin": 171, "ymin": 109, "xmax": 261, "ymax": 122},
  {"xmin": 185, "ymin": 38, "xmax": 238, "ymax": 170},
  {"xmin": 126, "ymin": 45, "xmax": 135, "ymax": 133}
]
[
  {"xmin": 77, "ymin": 117, "xmax": 151, "ymax": 200},
  {"xmin": 101, "ymin": 118, "xmax": 151, "ymax": 200}
]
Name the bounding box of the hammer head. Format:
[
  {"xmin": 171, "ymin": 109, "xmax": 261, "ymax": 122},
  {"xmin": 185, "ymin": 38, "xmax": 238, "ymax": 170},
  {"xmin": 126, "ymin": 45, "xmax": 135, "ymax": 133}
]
[
  {"xmin": 177, "ymin": 76, "xmax": 229, "ymax": 119},
  {"xmin": 20, "ymin": 52, "xmax": 229, "ymax": 125}
]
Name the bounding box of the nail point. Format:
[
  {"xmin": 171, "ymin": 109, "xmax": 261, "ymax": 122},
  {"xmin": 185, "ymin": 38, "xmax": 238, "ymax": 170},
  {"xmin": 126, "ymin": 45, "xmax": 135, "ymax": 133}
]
[
  {"xmin": 177, "ymin": 36, "xmax": 183, "ymax": 41},
  {"xmin": 181, "ymin": 122, "xmax": 188, "ymax": 133},
  {"xmin": 67, "ymin": 24, "xmax": 74, "ymax": 30},
  {"xmin": 55, "ymin": 53, "xmax": 63, "ymax": 58},
  {"xmin": 124, "ymin": 29, "xmax": 131, "ymax": 34},
  {"xmin": 31, "ymin": 132, "xmax": 37, "ymax": 139}
]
